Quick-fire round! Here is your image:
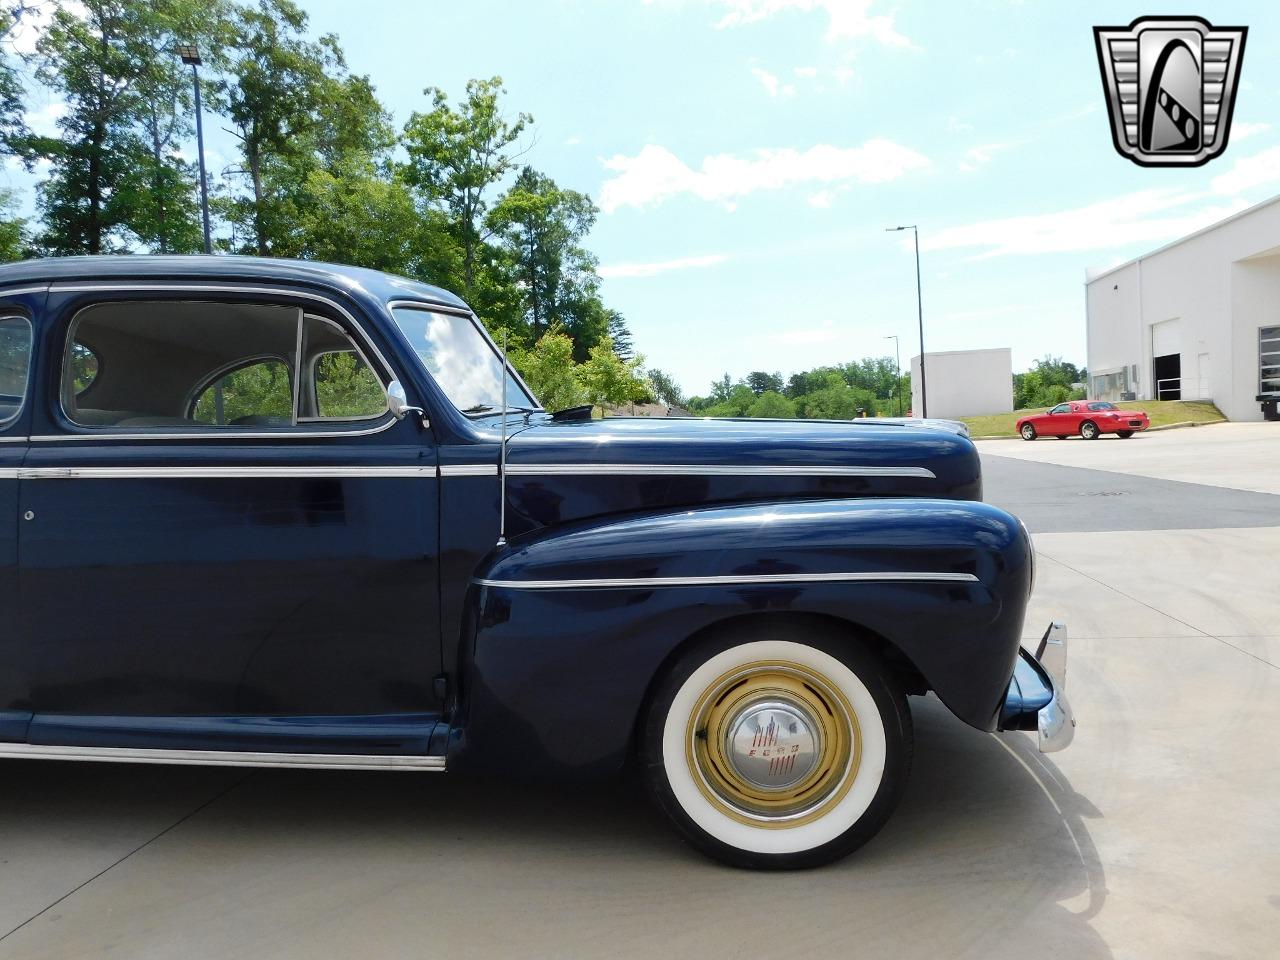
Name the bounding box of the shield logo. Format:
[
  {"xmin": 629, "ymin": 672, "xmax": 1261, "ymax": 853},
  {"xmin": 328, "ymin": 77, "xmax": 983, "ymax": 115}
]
[{"xmin": 1094, "ymin": 16, "xmax": 1247, "ymax": 167}]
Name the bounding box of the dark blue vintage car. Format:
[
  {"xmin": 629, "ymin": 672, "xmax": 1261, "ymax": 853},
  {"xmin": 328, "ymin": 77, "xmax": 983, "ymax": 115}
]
[{"xmin": 0, "ymin": 256, "xmax": 1072, "ymax": 869}]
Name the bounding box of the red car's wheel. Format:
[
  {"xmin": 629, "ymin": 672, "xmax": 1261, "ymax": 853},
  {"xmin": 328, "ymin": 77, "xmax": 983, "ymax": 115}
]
[
  {"xmin": 1079, "ymin": 420, "xmax": 1100, "ymax": 440},
  {"xmin": 1020, "ymin": 423, "xmax": 1037, "ymax": 441}
]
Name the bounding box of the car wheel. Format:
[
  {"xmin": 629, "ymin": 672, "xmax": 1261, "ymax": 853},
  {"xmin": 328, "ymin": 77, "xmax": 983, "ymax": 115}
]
[
  {"xmin": 1080, "ymin": 420, "xmax": 1099, "ymax": 440},
  {"xmin": 642, "ymin": 624, "xmax": 912, "ymax": 870},
  {"xmin": 1020, "ymin": 423, "xmax": 1037, "ymax": 440},
  {"xmin": 1117, "ymin": 430, "xmax": 1134, "ymax": 439}
]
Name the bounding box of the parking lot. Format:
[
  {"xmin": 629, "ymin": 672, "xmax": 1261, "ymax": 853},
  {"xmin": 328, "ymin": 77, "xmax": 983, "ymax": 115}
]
[{"xmin": 2, "ymin": 423, "xmax": 1278, "ymax": 960}]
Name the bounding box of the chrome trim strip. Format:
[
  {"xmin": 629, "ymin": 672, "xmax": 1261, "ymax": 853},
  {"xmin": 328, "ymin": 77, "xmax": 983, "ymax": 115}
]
[
  {"xmin": 504, "ymin": 463, "xmax": 936, "ymax": 479},
  {"xmin": 0, "ymin": 742, "xmax": 445, "ymax": 771},
  {"xmin": 0, "ymin": 436, "xmax": 28, "ymax": 443},
  {"xmin": 0, "ymin": 468, "xmax": 17, "ymax": 479},
  {"xmin": 0, "ymin": 285, "xmax": 51, "ymax": 297},
  {"xmin": 28, "ymin": 420, "xmax": 397, "ymax": 442},
  {"xmin": 475, "ymin": 571, "xmax": 979, "ymax": 590},
  {"xmin": 440, "ymin": 463, "xmax": 498, "ymax": 477},
  {"xmin": 18, "ymin": 466, "xmax": 435, "ymax": 480},
  {"xmin": 45, "ymin": 283, "xmax": 402, "ymax": 441}
]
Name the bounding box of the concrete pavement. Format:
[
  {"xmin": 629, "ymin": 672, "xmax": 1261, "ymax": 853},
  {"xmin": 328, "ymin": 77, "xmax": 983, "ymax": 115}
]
[{"xmin": 1, "ymin": 427, "xmax": 1278, "ymax": 959}]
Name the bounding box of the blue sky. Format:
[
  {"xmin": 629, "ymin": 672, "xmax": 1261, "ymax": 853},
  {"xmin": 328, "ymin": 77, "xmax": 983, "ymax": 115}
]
[{"xmin": 8, "ymin": 1, "xmax": 1280, "ymax": 397}]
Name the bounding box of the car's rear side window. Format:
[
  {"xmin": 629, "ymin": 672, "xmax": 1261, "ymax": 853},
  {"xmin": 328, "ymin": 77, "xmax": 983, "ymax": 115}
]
[
  {"xmin": 0, "ymin": 315, "xmax": 32, "ymax": 427},
  {"xmin": 61, "ymin": 300, "xmax": 388, "ymax": 430}
]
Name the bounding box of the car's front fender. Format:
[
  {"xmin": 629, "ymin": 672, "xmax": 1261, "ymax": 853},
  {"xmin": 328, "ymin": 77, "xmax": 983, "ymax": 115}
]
[{"xmin": 452, "ymin": 498, "xmax": 1032, "ymax": 777}]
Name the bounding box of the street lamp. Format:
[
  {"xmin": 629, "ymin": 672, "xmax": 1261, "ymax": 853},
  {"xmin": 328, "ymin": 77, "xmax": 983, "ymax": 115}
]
[
  {"xmin": 885, "ymin": 225, "xmax": 926, "ymax": 418},
  {"xmin": 177, "ymin": 43, "xmax": 212, "ymax": 255},
  {"xmin": 884, "ymin": 334, "xmax": 902, "ymax": 416}
]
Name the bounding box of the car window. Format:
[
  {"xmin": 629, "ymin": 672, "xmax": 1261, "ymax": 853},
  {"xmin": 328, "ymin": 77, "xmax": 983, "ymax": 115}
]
[
  {"xmin": 1088, "ymin": 401, "xmax": 1116, "ymax": 411},
  {"xmin": 62, "ymin": 300, "xmax": 389, "ymax": 430},
  {"xmin": 191, "ymin": 359, "xmax": 294, "ymax": 426},
  {"xmin": 0, "ymin": 315, "xmax": 32, "ymax": 426},
  {"xmin": 300, "ymin": 315, "xmax": 387, "ymax": 421},
  {"xmin": 312, "ymin": 351, "xmax": 387, "ymax": 419},
  {"xmin": 1049, "ymin": 403, "xmax": 1070, "ymax": 414}
]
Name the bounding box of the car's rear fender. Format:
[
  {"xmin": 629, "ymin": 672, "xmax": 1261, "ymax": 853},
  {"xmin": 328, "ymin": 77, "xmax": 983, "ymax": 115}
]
[{"xmin": 451, "ymin": 498, "xmax": 1033, "ymax": 777}]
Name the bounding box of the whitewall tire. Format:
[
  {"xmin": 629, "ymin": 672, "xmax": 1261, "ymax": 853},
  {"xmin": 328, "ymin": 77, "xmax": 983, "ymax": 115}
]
[{"xmin": 642, "ymin": 623, "xmax": 912, "ymax": 869}]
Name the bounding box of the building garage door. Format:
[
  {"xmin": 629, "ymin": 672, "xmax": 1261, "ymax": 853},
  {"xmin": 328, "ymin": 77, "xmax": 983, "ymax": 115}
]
[{"xmin": 1152, "ymin": 319, "xmax": 1181, "ymax": 400}]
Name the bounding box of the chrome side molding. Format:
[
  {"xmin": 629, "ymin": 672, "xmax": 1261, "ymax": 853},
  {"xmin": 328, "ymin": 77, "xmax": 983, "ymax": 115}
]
[{"xmin": 0, "ymin": 742, "xmax": 446, "ymax": 771}]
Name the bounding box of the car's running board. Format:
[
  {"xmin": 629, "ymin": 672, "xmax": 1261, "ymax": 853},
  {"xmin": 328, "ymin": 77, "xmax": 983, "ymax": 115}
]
[{"xmin": 0, "ymin": 742, "xmax": 446, "ymax": 771}]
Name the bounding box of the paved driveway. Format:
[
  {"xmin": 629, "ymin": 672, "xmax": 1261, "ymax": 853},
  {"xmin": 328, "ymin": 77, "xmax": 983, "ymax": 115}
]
[{"xmin": 1, "ymin": 427, "xmax": 1278, "ymax": 959}]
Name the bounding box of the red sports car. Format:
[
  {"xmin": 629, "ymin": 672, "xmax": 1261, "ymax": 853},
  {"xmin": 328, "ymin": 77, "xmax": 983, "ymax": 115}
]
[{"xmin": 1017, "ymin": 400, "xmax": 1150, "ymax": 440}]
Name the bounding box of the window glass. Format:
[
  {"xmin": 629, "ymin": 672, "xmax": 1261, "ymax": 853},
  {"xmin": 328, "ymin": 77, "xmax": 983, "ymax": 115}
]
[
  {"xmin": 1088, "ymin": 402, "xmax": 1116, "ymax": 411},
  {"xmin": 313, "ymin": 351, "xmax": 387, "ymax": 419},
  {"xmin": 0, "ymin": 315, "xmax": 31, "ymax": 425},
  {"xmin": 68, "ymin": 342, "xmax": 99, "ymax": 395},
  {"xmin": 1049, "ymin": 403, "xmax": 1070, "ymax": 414},
  {"xmin": 1262, "ymin": 327, "xmax": 1280, "ymax": 397},
  {"xmin": 389, "ymin": 306, "xmax": 536, "ymax": 414},
  {"xmin": 192, "ymin": 360, "xmax": 294, "ymax": 426},
  {"xmin": 299, "ymin": 315, "xmax": 387, "ymax": 421}
]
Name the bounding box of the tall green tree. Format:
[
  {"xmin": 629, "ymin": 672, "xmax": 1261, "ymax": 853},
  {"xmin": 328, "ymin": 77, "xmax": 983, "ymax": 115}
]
[
  {"xmin": 488, "ymin": 166, "xmax": 599, "ymax": 339},
  {"xmin": 24, "ymin": 0, "xmax": 160, "ymax": 253},
  {"xmin": 0, "ymin": 188, "xmax": 25, "ymax": 261},
  {"xmin": 401, "ymin": 76, "xmax": 531, "ymax": 297},
  {"xmin": 219, "ymin": 0, "xmax": 338, "ymax": 255}
]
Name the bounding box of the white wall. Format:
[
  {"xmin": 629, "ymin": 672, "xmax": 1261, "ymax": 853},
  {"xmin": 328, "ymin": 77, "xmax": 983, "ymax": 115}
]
[
  {"xmin": 909, "ymin": 348, "xmax": 1012, "ymax": 419},
  {"xmin": 1086, "ymin": 195, "xmax": 1280, "ymax": 422}
]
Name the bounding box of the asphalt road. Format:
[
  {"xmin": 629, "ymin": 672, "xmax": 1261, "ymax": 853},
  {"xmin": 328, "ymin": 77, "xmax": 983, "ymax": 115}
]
[{"xmin": 1, "ymin": 425, "xmax": 1277, "ymax": 959}]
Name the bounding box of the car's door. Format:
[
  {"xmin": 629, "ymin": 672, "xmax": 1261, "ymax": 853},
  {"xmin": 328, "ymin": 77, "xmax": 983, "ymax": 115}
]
[
  {"xmin": 0, "ymin": 287, "xmax": 43, "ymax": 743},
  {"xmin": 1042, "ymin": 403, "xmax": 1071, "ymax": 433},
  {"xmin": 18, "ymin": 284, "xmax": 442, "ymax": 755}
]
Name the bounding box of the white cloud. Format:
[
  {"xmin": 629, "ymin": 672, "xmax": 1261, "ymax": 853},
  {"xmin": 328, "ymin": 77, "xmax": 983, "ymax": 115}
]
[
  {"xmin": 713, "ymin": 0, "xmax": 912, "ymax": 47},
  {"xmin": 599, "ymin": 253, "xmax": 729, "ymax": 278},
  {"xmin": 807, "ymin": 189, "xmax": 833, "ymax": 208},
  {"xmin": 751, "ymin": 67, "xmax": 793, "ymax": 97},
  {"xmin": 946, "ymin": 116, "xmax": 974, "ymax": 134},
  {"xmin": 4, "ymin": 1, "xmax": 89, "ymax": 55},
  {"xmin": 599, "ymin": 139, "xmax": 930, "ymax": 212},
  {"xmin": 565, "ymin": 135, "xmax": 583, "ymax": 146},
  {"xmin": 922, "ymin": 189, "xmax": 1250, "ymax": 259},
  {"xmin": 793, "ymin": 66, "xmax": 818, "ymax": 78},
  {"xmin": 26, "ymin": 100, "xmax": 67, "ymax": 136},
  {"xmin": 1231, "ymin": 122, "xmax": 1270, "ymax": 141},
  {"xmin": 1210, "ymin": 145, "xmax": 1280, "ymax": 196},
  {"xmin": 958, "ymin": 141, "xmax": 1014, "ymax": 172}
]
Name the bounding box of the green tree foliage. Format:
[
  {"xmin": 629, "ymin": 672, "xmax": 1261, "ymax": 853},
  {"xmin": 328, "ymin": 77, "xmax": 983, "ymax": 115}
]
[
  {"xmin": 0, "ymin": 189, "xmax": 26, "ymax": 261},
  {"xmin": 645, "ymin": 368, "xmax": 685, "ymax": 408},
  {"xmin": 10, "ymin": 0, "xmax": 640, "ymax": 413},
  {"xmin": 219, "ymin": 0, "xmax": 338, "ymax": 255},
  {"xmin": 747, "ymin": 390, "xmax": 795, "ymax": 418},
  {"xmin": 401, "ymin": 76, "xmax": 531, "ymax": 298},
  {"xmin": 578, "ymin": 336, "xmax": 647, "ymax": 412},
  {"xmin": 746, "ymin": 371, "xmax": 783, "ymax": 396},
  {"xmin": 691, "ymin": 359, "xmax": 902, "ymax": 419},
  {"xmin": 509, "ymin": 328, "xmax": 585, "ymax": 413},
  {"xmin": 1014, "ymin": 356, "xmax": 1087, "ymax": 409}
]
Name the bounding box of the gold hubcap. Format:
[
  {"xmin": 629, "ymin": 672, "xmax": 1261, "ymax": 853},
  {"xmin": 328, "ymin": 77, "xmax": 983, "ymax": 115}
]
[{"xmin": 686, "ymin": 660, "xmax": 860, "ymax": 828}]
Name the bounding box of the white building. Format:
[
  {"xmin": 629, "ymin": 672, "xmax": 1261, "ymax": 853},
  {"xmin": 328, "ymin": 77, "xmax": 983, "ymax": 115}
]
[
  {"xmin": 1086, "ymin": 194, "xmax": 1280, "ymax": 422},
  {"xmin": 909, "ymin": 347, "xmax": 1012, "ymax": 420}
]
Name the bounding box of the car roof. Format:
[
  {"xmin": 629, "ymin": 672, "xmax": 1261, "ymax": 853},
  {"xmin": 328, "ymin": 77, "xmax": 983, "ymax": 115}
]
[{"xmin": 0, "ymin": 255, "xmax": 469, "ymax": 311}]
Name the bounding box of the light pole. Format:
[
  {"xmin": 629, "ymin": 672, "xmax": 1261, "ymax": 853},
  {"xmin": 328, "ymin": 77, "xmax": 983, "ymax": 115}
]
[
  {"xmin": 177, "ymin": 44, "xmax": 212, "ymax": 255},
  {"xmin": 884, "ymin": 334, "xmax": 902, "ymax": 416},
  {"xmin": 885, "ymin": 225, "xmax": 925, "ymax": 417}
]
